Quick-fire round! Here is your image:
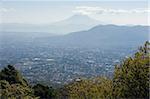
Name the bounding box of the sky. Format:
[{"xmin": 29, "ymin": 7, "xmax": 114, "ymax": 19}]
[{"xmin": 0, "ymin": 0, "xmax": 149, "ymax": 25}]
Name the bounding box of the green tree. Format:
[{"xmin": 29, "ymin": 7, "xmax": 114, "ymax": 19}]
[
  {"xmin": 0, "ymin": 65, "xmax": 35, "ymax": 98},
  {"xmin": 61, "ymin": 77, "xmax": 113, "ymax": 99},
  {"xmin": 0, "ymin": 65, "xmax": 28, "ymax": 86},
  {"xmin": 112, "ymin": 41, "xmax": 150, "ymax": 98},
  {"xmin": 33, "ymin": 84, "xmax": 59, "ymax": 99},
  {"xmin": 1, "ymin": 81, "xmax": 34, "ymax": 99}
]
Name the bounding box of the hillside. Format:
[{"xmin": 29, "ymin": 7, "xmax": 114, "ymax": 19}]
[{"xmin": 41, "ymin": 24, "xmax": 149, "ymax": 48}]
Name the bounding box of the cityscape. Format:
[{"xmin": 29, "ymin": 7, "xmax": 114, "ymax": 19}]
[{"xmin": 0, "ymin": 42, "xmax": 135, "ymax": 85}]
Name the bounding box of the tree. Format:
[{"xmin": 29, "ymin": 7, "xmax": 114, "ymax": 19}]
[
  {"xmin": 61, "ymin": 77, "xmax": 113, "ymax": 99},
  {"xmin": 0, "ymin": 65, "xmax": 28, "ymax": 86},
  {"xmin": 0, "ymin": 65, "xmax": 35, "ymax": 98},
  {"xmin": 0, "ymin": 82, "xmax": 34, "ymax": 99},
  {"xmin": 33, "ymin": 84, "xmax": 59, "ymax": 99},
  {"xmin": 112, "ymin": 41, "xmax": 150, "ymax": 98}
]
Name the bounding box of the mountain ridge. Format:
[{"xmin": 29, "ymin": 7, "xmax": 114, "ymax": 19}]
[
  {"xmin": 0, "ymin": 14, "xmax": 103, "ymax": 34},
  {"xmin": 39, "ymin": 24, "xmax": 149, "ymax": 48}
]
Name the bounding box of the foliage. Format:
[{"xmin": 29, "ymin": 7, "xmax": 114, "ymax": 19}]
[
  {"xmin": 0, "ymin": 65, "xmax": 28, "ymax": 86},
  {"xmin": 0, "ymin": 65, "xmax": 58, "ymax": 99},
  {"xmin": 0, "ymin": 65, "xmax": 35, "ymax": 98},
  {"xmin": 112, "ymin": 41, "xmax": 150, "ymax": 98},
  {"xmin": 61, "ymin": 77, "xmax": 113, "ymax": 99},
  {"xmin": 1, "ymin": 82, "xmax": 34, "ymax": 99},
  {"xmin": 33, "ymin": 84, "xmax": 59, "ymax": 99}
]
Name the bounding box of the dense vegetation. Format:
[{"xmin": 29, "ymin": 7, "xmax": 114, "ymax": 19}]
[
  {"xmin": 0, "ymin": 41, "xmax": 149, "ymax": 99},
  {"xmin": 113, "ymin": 41, "xmax": 150, "ymax": 98}
]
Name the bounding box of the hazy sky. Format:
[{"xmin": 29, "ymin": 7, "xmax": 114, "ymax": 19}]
[{"xmin": 1, "ymin": 0, "xmax": 149, "ymax": 25}]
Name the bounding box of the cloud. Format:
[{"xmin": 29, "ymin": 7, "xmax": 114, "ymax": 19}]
[
  {"xmin": 73, "ymin": 6, "xmax": 150, "ymax": 15},
  {"xmin": 0, "ymin": 7, "xmax": 16, "ymax": 13}
]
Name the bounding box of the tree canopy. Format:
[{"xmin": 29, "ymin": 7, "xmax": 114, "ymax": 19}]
[{"xmin": 112, "ymin": 41, "xmax": 149, "ymax": 98}]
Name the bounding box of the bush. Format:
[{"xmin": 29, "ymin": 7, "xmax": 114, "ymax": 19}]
[
  {"xmin": 33, "ymin": 84, "xmax": 59, "ymax": 99},
  {"xmin": 0, "ymin": 65, "xmax": 28, "ymax": 86},
  {"xmin": 112, "ymin": 41, "xmax": 150, "ymax": 98},
  {"xmin": 61, "ymin": 77, "xmax": 113, "ymax": 99}
]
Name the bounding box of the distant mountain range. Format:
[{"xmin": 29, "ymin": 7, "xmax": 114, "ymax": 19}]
[
  {"xmin": 40, "ymin": 24, "xmax": 149, "ymax": 48},
  {"xmin": 1, "ymin": 14, "xmax": 149, "ymax": 49},
  {"xmin": 1, "ymin": 14, "xmax": 103, "ymax": 34}
]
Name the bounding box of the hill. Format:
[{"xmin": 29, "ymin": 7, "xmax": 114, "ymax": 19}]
[
  {"xmin": 40, "ymin": 24, "xmax": 149, "ymax": 48},
  {"xmin": 0, "ymin": 14, "xmax": 102, "ymax": 34}
]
